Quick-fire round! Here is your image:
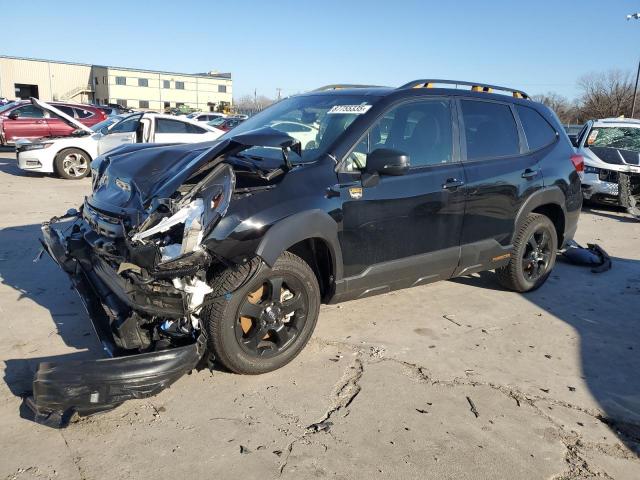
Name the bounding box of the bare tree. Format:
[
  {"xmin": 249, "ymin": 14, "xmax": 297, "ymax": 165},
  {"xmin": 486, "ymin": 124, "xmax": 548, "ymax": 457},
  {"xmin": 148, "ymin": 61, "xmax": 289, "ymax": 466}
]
[
  {"xmin": 532, "ymin": 92, "xmax": 581, "ymax": 124},
  {"xmin": 233, "ymin": 94, "xmax": 275, "ymax": 114},
  {"xmin": 577, "ymin": 70, "xmax": 636, "ymax": 119}
]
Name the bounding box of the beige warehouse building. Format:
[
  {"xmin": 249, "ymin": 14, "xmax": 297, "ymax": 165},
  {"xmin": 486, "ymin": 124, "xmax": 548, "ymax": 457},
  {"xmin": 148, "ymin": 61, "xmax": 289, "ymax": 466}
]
[{"xmin": 0, "ymin": 55, "xmax": 233, "ymax": 112}]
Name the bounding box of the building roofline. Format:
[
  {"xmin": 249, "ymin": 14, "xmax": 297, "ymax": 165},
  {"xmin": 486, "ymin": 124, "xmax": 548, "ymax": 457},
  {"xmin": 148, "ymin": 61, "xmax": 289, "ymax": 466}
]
[{"xmin": 0, "ymin": 54, "xmax": 231, "ymax": 80}]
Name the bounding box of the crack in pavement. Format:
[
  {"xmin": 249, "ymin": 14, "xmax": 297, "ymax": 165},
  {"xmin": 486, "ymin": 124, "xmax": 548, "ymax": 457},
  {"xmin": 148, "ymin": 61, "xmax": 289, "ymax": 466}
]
[
  {"xmin": 272, "ymin": 341, "xmax": 639, "ymax": 477},
  {"xmin": 277, "ymin": 355, "xmax": 364, "ymax": 476}
]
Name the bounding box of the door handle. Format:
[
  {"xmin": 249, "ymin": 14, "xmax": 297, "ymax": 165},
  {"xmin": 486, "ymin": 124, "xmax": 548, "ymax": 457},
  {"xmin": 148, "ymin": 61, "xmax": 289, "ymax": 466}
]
[
  {"xmin": 521, "ymin": 168, "xmax": 539, "ymax": 179},
  {"xmin": 442, "ymin": 178, "xmax": 465, "ymax": 189},
  {"xmin": 35, "ymin": 120, "xmax": 45, "ymax": 124}
]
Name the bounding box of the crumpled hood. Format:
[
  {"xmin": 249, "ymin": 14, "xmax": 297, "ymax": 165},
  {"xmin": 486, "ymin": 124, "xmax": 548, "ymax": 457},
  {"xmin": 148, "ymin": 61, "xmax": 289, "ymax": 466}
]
[
  {"xmin": 88, "ymin": 127, "xmax": 301, "ymax": 217},
  {"xmin": 588, "ymin": 146, "xmax": 640, "ymax": 167}
]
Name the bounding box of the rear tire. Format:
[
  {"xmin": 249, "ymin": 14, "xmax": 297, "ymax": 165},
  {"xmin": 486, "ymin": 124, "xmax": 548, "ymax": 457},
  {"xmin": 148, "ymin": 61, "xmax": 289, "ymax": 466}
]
[
  {"xmin": 202, "ymin": 252, "xmax": 320, "ymax": 374},
  {"xmin": 54, "ymin": 148, "xmax": 91, "ymax": 180},
  {"xmin": 496, "ymin": 213, "xmax": 557, "ymax": 292}
]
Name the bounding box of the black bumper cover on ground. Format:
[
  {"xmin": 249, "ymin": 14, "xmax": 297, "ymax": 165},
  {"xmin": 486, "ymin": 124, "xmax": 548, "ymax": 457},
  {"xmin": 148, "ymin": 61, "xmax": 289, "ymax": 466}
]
[{"xmin": 27, "ymin": 221, "xmax": 205, "ymax": 428}]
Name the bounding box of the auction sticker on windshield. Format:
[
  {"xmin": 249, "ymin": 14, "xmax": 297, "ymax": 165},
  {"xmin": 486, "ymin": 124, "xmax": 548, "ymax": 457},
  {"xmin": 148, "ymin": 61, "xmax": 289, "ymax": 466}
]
[{"xmin": 327, "ymin": 105, "xmax": 372, "ymax": 115}]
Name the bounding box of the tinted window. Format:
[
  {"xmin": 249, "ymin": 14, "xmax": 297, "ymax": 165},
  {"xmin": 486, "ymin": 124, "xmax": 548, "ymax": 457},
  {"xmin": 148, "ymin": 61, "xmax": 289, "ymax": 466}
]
[
  {"xmin": 516, "ymin": 105, "xmax": 556, "ymax": 150},
  {"xmin": 138, "ymin": 78, "xmax": 149, "ymax": 87},
  {"xmin": 139, "ymin": 100, "xmax": 150, "ymax": 109},
  {"xmin": 13, "ymin": 105, "xmax": 45, "ymax": 118},
  {"xmin": 175, "ymin": 81, "xmax": 185, "ymax": 90},
  {"xmin": 54, "ymin": 105, "xmax": 75, "ymax": 117},
  {"xmin": 218, "ymin": 85, "xmax": 227, "ymax": 93},
  {"xmin": 461, "ymin": 100, "xmax": 520, "ymax": 160},
  {"xmin": 163, "ymin": 80, "xmax": 170, "ymax": 89},
  {"xmin": 74, "ymin": 107, "xmax": 94, "ymax": 119},
  {"xmin": 344, "ymin": 99, "xmax": 453, "ymax": 171},
  {"xmin": 115, "ymin": 76, "xmax": 126, "ymax": 85},
  {"xmin": 186, "ymin": 123, "xmax": 206, "ymax": 134},
  {"xmin": 156, "ymin": 118, "xmax": 189, "ymax": 134},
  {"xmin": 110, "ymin": 116, "xmax": 139, "ymax": 133},
  {"xmin": 117, "ymin": 99, "xmax": 128, "ymax": 108}
]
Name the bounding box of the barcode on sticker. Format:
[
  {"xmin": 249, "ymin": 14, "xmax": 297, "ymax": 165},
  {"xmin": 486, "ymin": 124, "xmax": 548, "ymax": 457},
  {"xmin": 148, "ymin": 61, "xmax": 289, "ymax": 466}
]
[{"xmin": 327, "ymin": 105, "xmax": 372, "ymax": 115}]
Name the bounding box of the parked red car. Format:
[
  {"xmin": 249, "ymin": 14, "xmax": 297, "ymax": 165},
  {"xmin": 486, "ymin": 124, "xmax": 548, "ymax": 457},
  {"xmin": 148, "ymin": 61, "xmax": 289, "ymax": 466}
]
[{"xmin": 0, "ymin": 100, "xmax": 107, "ymax": 144}]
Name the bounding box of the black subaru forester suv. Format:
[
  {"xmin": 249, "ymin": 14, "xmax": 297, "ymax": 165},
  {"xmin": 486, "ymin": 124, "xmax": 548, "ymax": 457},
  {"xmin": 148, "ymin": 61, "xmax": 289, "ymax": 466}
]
[{"xmin": 34, "ymin": 79, "xmax": 582, "ymax": 424}]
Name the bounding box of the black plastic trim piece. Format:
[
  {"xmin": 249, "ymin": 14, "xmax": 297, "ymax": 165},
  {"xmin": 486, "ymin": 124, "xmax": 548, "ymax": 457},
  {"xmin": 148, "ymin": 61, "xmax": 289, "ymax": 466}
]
[
  {"xmin": 255, "ymin": 209, "xmax": 343, "ymax": 280},
  {"xmin": 25, "ymin": 341, "xmax": 204, "ymax": 428}
]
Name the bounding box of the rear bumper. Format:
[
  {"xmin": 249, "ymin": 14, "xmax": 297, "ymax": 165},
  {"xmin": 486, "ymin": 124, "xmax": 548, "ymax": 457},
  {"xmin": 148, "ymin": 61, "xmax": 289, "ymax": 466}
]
[{"xmin": 29, "ymin": 219, "xmax": 205, "ymax": 427}]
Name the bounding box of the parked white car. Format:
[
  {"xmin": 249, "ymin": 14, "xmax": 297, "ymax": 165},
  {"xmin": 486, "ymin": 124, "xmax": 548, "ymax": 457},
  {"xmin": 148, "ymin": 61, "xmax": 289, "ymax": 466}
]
[
  {"xmin": 17, "ymin": 99, "xmax": 224, "ymax": 179},
  {"xmin": 575, "ymin": 118, "xmax": 640, "ymax": 205},
  {"xmin": 270, "ymin": 121, "xmax": 319, "ymax": 149},
  {"xmin": 186, "ymin": 112, "xmax": 226, "ymax": 123}
]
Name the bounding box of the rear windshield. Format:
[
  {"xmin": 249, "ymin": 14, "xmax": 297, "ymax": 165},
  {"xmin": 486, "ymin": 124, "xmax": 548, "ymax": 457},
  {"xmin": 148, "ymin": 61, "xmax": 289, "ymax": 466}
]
[{"xmin": 224, "ymin": 94, "xmax": 381, "ymax": 163}]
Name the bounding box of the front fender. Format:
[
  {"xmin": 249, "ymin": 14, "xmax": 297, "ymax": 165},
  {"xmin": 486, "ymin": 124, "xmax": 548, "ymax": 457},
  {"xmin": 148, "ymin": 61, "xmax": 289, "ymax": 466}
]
[{"xmin": 255, "ymin": 209, "xmax": 343, "ymax": 280}]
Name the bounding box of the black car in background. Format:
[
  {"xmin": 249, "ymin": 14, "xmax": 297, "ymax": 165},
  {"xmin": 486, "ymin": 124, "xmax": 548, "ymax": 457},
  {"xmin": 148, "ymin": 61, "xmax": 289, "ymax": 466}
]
[{"xmin": 34, "ymin": 79, "xmax": 582, "ymax": 424}]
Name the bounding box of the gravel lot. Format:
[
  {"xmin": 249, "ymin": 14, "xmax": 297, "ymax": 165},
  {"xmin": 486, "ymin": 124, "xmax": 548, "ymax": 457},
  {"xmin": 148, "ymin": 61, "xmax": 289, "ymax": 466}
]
[{"xmin": 0, "ymin": 149, "xmax": 638, "ymax": 479}]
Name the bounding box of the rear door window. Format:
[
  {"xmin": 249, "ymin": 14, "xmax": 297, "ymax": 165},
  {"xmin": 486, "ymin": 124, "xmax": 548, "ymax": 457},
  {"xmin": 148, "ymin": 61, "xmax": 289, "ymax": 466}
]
[
  {"xmin": 156, "ymin": 118, "xmax": 189, "ymax": 134},
  {"xmin": 460, "ymin": 100, "xmax": 520, "ymax": 160},
  {"xmin": 516, "ymin": 105, "xmax": 557, "ymax": 150},
  {"xmin": 53, "ymin": 105, "xmax": 75, "ymax": 117}
]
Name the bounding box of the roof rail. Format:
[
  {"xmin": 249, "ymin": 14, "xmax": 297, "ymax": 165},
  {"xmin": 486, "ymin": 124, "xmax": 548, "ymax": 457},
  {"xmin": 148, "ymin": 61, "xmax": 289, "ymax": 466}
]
[
  {"xmin": 312, "ymin": 84, "xmax": 384, "ymax": 92},
  {"xmin": 398, "ymin": 79, "xmax": 530, "ymax": 99}
]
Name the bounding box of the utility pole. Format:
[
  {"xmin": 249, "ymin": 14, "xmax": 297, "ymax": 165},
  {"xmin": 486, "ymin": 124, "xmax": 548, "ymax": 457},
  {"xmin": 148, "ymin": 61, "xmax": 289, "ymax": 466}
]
[
  {"xmin": 276, "ymin": 88, "xmax": 282, "ymax": 101},
  {"xmin": 628, "ymin": 13, "xmax": 640, "ymax": 118}
]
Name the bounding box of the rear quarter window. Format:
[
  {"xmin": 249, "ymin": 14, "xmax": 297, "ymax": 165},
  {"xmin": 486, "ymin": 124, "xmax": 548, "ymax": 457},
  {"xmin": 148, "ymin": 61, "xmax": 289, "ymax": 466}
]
[
  {"xmin": 460, "ymin": 100, "xmax": 520, "ymax": 160},
  {"xmin": 516, "ymin": 105, "xmax": 557, "ymax": 151}
]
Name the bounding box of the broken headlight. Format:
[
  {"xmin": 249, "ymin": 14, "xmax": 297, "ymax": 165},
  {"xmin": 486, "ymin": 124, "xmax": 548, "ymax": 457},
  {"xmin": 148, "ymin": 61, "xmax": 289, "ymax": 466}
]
[{"xmin": 132, "ymin": 164, "xmax": 235, "ymax": 263}]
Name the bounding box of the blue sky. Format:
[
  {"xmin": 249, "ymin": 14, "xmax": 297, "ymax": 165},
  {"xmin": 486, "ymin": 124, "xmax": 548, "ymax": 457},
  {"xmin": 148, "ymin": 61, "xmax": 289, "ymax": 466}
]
[{"xmin": 3, "ymin": 0, "xmax": 639, "ymax": 100}]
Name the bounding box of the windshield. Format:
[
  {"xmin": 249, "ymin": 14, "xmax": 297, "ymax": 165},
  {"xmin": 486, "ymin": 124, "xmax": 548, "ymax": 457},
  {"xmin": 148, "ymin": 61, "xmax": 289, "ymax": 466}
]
[
  {"xmin": 587, "ymin": 126, "xmax": 640, "ymax": 153},
  {"xmin": 207, "ymin": 117, "xmax": 226, "ymax": 127},
  {"xmin": 223, "ymin": 94, "xmax": 380, "ymax": 162},
  {"xmin": 91, "ymin": 116, "xmax": 123, "ymax": 132},
  {"xmin": 0, "ymin": 102, "xmax": 18, "ymax": 114}
]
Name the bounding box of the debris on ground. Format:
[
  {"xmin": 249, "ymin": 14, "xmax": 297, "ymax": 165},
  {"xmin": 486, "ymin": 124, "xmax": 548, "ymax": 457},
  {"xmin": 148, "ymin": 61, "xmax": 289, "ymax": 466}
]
[
  {"xmin": 443, "ymin": 314, "xmax": 461, "ymax": 327},
  {"xmin": 306, "ymin": 420, "xmax": 333, "ymax": 433},
  {"xmin": 466, "ymin": 396, "xmax": 479, "ymax": 418},
  {"xmin": 561, "ymin": 241, "xmax": 612, "ymax": 273}
]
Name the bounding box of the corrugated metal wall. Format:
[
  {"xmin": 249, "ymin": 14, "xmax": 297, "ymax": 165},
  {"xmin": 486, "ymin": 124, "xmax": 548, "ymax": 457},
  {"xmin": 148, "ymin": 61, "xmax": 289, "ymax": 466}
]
[{"xmin": 0, "ymin": 57, "xmax": 92, "ymax": 102}]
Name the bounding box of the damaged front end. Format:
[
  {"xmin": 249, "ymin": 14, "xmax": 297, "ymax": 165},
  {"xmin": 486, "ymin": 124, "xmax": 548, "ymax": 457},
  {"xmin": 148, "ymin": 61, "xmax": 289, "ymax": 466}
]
[{"xmin": 31, "ymin": 130, "xmax": 300, "ymax": 426}]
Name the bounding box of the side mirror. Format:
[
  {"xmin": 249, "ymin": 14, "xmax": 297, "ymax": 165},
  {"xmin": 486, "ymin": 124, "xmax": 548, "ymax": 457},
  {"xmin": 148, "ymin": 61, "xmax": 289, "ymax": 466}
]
[
  {"xmin": 99, "ymin": 126, "xmax": 109, "ymax": 135},
  {"xmin": 8, "ymin": 111, "xmax": 19, "ymax": 120},
  {"xmin": 365, "ymin": 148, "xmax": 410, "ymax": 176}
]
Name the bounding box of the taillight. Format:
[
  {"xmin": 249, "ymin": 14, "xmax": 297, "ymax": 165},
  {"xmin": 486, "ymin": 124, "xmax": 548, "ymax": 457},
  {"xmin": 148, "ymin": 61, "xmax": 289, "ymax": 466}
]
[{"xmin": 570, "ymin": 154, "xmax": 584, "ymax": 173}]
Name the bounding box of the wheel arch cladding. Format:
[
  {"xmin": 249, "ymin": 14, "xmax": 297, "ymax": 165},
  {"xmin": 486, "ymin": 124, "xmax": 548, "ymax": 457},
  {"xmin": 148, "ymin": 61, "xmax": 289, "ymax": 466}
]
[
  {"xmin": 515, "ymin": 187, "xmax": 566, "ymax": 246},
  {"xmin": 255, "ymin": 209, "xmax": 343, "ymax": 285}
]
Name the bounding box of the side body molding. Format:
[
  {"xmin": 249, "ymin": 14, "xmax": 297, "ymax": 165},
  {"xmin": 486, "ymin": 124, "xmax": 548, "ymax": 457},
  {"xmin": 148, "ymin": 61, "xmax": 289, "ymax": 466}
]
[{"xmin": 255, "ymin": 209, "xmax": 343, "ymax": 280}]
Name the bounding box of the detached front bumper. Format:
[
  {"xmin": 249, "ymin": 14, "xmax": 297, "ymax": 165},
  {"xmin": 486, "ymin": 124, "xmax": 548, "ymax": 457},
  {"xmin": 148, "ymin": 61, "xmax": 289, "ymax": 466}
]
[{"xmin": 28, "ymin": 219, "xmax": 206, "ymax": 428}]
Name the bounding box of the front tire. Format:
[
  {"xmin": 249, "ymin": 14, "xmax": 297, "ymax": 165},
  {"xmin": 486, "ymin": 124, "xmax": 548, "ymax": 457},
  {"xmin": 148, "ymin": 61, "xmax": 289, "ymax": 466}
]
[
  {"xmin": 54, "ymin": 148, "xmax": 91, "ymax": 179},
  {"xmin": 202, "ymin": 252, "xmax": 320, "ymax": 374},
  {"xmin": 496, "ymin": 213, "xmax": 557, "ymax": 292}
]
